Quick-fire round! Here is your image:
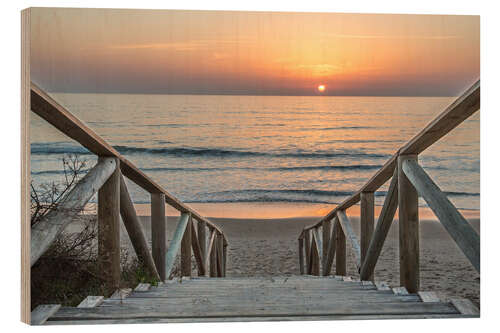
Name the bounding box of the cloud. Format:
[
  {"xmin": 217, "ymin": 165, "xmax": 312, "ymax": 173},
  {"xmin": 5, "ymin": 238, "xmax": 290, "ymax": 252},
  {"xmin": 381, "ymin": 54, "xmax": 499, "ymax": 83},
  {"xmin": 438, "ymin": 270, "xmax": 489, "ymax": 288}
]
[{"xmin": 326, "ymin": 34, "xmax": 460, "ymax": 40}]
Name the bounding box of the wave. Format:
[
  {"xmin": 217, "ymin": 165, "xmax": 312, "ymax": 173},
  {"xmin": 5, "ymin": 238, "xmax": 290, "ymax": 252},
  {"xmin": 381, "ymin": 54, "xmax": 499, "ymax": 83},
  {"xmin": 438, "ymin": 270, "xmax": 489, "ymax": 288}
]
[{"xmin": 31, "ymin": 142, "xmax": 390, "ymax": 159}]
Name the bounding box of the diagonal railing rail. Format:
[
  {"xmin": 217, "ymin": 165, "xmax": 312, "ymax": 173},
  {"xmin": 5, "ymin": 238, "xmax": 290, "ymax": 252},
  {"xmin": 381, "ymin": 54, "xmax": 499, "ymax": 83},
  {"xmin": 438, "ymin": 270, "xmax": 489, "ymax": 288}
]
[
  {"xmin": 30, "ymin": 82, "xmax": 228, "ymax": 289},
  {"xmin": 298, "ymin": 80, "xmax": 480, "ymax": 293}
]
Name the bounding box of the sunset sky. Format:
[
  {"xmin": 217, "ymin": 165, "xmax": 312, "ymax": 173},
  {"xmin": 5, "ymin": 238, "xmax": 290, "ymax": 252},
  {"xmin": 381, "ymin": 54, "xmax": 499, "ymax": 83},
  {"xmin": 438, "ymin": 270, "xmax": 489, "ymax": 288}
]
[{"xmin": 31, "ymin": 8, "xmax": 479, "ymax": 96}]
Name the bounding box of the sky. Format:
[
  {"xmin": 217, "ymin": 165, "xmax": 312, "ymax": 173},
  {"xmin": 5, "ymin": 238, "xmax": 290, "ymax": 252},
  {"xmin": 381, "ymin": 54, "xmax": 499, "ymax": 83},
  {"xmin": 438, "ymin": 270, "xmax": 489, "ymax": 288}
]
[{"xmin": 30, "ymin": 8, "xmax": 479, "ymax": 96}]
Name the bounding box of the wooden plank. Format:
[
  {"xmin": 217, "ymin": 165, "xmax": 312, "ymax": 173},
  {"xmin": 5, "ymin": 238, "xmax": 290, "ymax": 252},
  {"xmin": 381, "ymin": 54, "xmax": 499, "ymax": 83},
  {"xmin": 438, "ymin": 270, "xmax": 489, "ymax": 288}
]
[
  {"xmin": 98, "ymin": 157, "xmax": 121, "ymax": 291},
  {"xmin": 197, "ymin": 220, "xmax": 207, "ymax": 276},
  {"xmin": 304, "ymin": 230, "xmax": 311, "ymax": 272},
  {"xmin": 77, "ymin": 296, "xmax": 104, "ymax": 308},
  {"xmin": 322, "ymin": 220, "xmax": 331, "ymax": 271},
  {"xmin": 298, "ymin": 238, "xmax": 304, "ymax": 274},
  {"xmin": 134, "ymin": 283, "xmax": 151, "ymax": 292},
  {"xmin": 323, "ymin": 217, "xmax": 338, "ymax": 276},
  {"xmin": 337, "ymin": 210, "xmax": 362, "ymax": 269},
  {"xmin": 209, "ymin": 231, "xmax": 218, "ymax": 277},
  {"xmin": 151, "ymin": 192, "xmax": 166, "ymax": 280},
  {"xmin": 313, "ymin": 227, "xmax": 323, "ymax": 265},
  {"xmin": 30, "ymin": 83, "xmax": 224, "ymax": 237},
  {"xmin": 50, "ymin": 302, "xmax": 459, "ymax": 320},
  {"xmin": 190, "ymin": 220, "xmax": 206, "ymax": 276},
  {"xmin": 310, "ymin": 233, "xmax": 320, "ymax": 276},
  {"xmin": 217, "ymin": 233, "xmax": 224, "ymax": 277},
  {"xmin": 164, "ymin": 212, "xmax": 190, "ymax": 279},
  {"xmin": 110, "ymin": 288, "xmax": 132, "ymax": 300},
  {"xmin": 418, "ymin": 291, "xmax": 441, "ymax": 303},
  {"xmin": 398, "ymin": 155, "xmax": 420, "ymax": 293},
  {"xmin": 181, "ymin": 215, "xmax": 193, "ymax": 277},
  {"xmin": 206, "ymin": 229, "xmax": 216, "ymax": 271},
  {"xmin": 360, "ymin": 191, "xmax": 375, "ymax": 280},
  {"xmin": 30, "ymin": 157, "xmax": 117, "ymax": 265},
  {"xmin": 223, "ymin": 243, "xmax": 227, "ymax": 277},
  {"xmin": 21, "ymin": 9, "xmax": 31, "ymax": 324},
  {"xmin": 335, "ymin": 218, "xmax": 346, "ymax": 276},
  {"xmin": 31, "ymin": 304, "xmax": 61, "ymax": 325},
  {"xmin": 400, "ymin": 80, "xmax": 480, "ymax": 155},
  {"xmin": 360, "ymin": 167, "xmax": 398, "ymax": 280},
  {"xmin": 120, "ymin": 175, "xmax": 160, "ymax": 280},
  {"xmin": 450, "ymin": 298, "xmax": 479, "ymax": 315},
  {"xmin": 402, "ymin": 159, "xmax": 480, "ymax": 272},
  {"xmin": 392, "ymin": 287, "xmax": 409, "ymax": 295}
]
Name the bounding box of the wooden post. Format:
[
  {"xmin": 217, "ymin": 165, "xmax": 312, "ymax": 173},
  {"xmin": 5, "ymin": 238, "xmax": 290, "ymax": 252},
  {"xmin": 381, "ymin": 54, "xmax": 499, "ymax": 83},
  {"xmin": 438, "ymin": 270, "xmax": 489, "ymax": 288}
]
[
  {"xmin": 311, "ymin": 235, "xmax": 320, "ymax": 276},
  {"xmin": 323, "ymin": 217, "xmax": 338, "ymax": 276},
  {"xmin": 217, "ymin": 232, "xmax": 224, "ymax": 277},
  {"xmin": 180, "ymin": 214, "xmax": 192, "ymax": 277},
  {"xmin": 304, "ymin": 230, "xmax": 311, "ymax": 273},
  {"xmin": 98, "ymin": 157, "xmax": 121, "ymax": 292},
  {"xmin": 198, "ymin": 220, "xmax": 207, "ymax": 275},
  {"xmin": 209, "ymin": 230, "xmax": 218, "ymax": 277},
  {"xmin": 398, "ymin": 154, "xmax": 420, "ymax": 293},
  {"xmin": 322, "ymin": 220, "xmax": 331, "ymax": 272},
  {"xmin": 151, "ymin": 192, "xmax": 166, "ymax": 280},
  {"xmin": 223, "ymin": 242, "xmax": 227, "ymax": 277},
  {"xmin": 335, "ymin": 217, "xmax": 346, "ymax": 276},
  {"xmin": 164, "ymin": 212, "xmax": 190, "ymax": 279},
  {"xmin": 119, "ymin": 176, "xmax": 160, "ymax": 280},
  {"xmin": 298, "ymin": 238, "xmax": 304, "ymax": 274},
  {"xmin": 360, "ymin": 191, "xmax": 375, "ymax": 280}
]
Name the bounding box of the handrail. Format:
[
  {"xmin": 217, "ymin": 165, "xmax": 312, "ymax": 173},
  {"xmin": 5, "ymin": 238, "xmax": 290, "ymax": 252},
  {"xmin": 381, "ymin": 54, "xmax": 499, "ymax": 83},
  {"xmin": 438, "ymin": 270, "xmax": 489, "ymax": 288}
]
[
  {"xmin": 30, "ymin": 82, "xmax": 225, "ymax": 239},
  {"xmin": 298, "ymin": 80, "xmax": 480, "ymax": 292},
  {"xmin": 300, "ymin": 80, "xmax": 480, "ymax": 233},
  {"xmin": 30, "ymin": 83, "xmax": 228, "ymax": 282}
]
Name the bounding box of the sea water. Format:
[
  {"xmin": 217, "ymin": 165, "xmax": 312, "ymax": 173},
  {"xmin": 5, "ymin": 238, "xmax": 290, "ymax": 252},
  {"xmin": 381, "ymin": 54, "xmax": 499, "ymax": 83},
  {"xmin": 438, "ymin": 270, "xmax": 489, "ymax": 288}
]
[{"xmin": 30, "ymin": 94, "xmax": 480, "ymax": 211}]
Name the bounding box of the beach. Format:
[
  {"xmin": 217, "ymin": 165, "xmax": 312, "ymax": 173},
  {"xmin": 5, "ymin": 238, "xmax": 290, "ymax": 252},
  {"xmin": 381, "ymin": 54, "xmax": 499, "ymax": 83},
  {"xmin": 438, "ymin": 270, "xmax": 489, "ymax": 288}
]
[{"xmin": 110, "ymin": 202, "xmax": 481, "ymax": 308}]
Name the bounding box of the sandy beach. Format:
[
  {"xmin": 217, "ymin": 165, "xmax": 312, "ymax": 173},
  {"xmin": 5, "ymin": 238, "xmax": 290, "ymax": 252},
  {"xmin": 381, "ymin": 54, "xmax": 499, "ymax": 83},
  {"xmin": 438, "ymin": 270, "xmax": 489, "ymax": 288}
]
[{"xmin": 117, "ymin": 205, "xmax": 479, "ymax": 308}]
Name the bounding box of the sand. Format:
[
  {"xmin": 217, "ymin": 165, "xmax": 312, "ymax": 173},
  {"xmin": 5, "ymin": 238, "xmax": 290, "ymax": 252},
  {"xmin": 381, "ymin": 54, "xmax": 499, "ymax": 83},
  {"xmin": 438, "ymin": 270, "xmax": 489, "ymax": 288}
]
[{"xmin": 127, "ymin": 213, "xmax": 479, "ymax": 307}]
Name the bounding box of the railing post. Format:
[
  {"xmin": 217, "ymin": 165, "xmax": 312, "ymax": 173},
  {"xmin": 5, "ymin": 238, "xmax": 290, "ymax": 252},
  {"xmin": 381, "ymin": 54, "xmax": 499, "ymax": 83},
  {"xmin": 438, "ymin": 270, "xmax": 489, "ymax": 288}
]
[
  {"xmin": 209, "ymin": 230, "xmax": 217, "ymax": 277},
  {"xmin": 223, "ymin": 240, "xmax": 227, "ymax": 277},
  {"xmin": 151, "ymin": 193, "xmax": 166, "ymax": 280},
  {"xmin": 311, "ymin": 233, "xmax": 320, "ymax": 276},
  {"xmin": 98, "ymin": 157, "xmax": 121, "ymax": 292},
  {"xmin": 198, "ymin": 220, "xmax": 207, "ymax": 276},
  {"xmin": 181, "ymin": 213, "xmax": 192, "ymax": 277},
  {"xmin": 216, "ymin": 232, "xmax": 224, "ymax": 277},
  {"xmin": 360, "ymin": 191, "xmax": 375, "ymax": 280},
  {"xmin": 304, "ymin": 230, "xmax": 311, "ymax": 273},
  {"xmin": 398, "ymin": 154, "xmax": 420, "ymax": 293},
  {"xmin": 335, "ymin": 217, "xmax": 346, "ymax": 276},
  {"xmin": 322, "ymin": 220, "xmax": 331, "ymax": 275},
  {"xmin": 298, "ymin": 238, "xmax": 304, "ymax": 274}
]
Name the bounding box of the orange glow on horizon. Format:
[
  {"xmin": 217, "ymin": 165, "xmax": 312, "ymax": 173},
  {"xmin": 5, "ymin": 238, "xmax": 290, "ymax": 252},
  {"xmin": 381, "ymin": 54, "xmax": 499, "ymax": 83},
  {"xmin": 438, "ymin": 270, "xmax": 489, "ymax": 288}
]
[{"xmin": 317, "ymin": 85, "xmax": 326, "ymax": 92}]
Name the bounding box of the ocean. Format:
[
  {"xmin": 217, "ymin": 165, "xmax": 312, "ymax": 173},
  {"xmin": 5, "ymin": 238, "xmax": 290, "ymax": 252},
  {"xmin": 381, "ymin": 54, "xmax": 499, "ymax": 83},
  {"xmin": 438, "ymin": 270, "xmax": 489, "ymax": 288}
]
[{"xmin": 30, "ymin": 94, "xmax": 480, "ymax": 212}]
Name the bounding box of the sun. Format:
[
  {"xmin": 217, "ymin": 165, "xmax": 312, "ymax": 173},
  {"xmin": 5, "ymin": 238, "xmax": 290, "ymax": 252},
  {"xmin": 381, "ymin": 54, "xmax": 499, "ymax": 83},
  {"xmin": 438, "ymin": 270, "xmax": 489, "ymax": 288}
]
[{"xmin": 317, "ymin": 85, "xmax": 326, "ymax": 92}]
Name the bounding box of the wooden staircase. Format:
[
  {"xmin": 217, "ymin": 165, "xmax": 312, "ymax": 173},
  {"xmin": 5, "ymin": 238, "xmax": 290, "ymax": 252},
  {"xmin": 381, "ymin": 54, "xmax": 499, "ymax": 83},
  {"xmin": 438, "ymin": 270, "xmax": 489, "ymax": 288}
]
[{"xmin": 32, "ymin": 275, "xmax": 478, "ymax": 324}]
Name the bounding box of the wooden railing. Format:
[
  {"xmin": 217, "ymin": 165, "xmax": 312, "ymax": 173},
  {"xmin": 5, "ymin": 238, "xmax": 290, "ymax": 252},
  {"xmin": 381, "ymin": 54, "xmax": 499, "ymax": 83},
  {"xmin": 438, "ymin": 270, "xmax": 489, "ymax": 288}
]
[
  {"xmin": 30, "ymin": 82, "xmax": 227, "ymax": 290},
  {"xmin": 298, "ymin": 81, "xmax": 480, "ymax": 293}
]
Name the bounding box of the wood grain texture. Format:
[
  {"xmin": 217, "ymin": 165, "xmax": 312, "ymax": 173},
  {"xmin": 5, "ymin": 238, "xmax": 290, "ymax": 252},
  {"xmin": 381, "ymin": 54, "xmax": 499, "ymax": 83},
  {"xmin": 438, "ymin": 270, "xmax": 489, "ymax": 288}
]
[
  {"xmin": 398, "ymin": 155, "xmax": 420, "ymax": 293},
  {"xmin": 164, "ymin": 212, "xmax": 190, "ymax": 279},
  {"xmin": 31, "ymin": 304, "xmax": 60, "ymax": 325},
  {"xmin": 418, "ymin": 291, "xmax": 440, "ymax": 303},
  {"xmin": 322, "ymin": 220, "xmax": 331, "ymax": 271},
  {"xmin": 21, "ymin": 8, "xmax": 31, "ymax": 324},
  {"xmin": 402, "ymin": 159, "xmax": 480, "ymax": 272},
  {"xmin": 190, "ymin": 220, "xmax": 206, "ymax": 276},
  {"xmin": 360, "ymin": 167, "xmax": 399, "ymax": 280},
  {"xmin": 450, "ymin": 298, "xmax": 479, "ymax": 315},
  {"xmin": 298, "ymin": 238, "xmax": 304, "ymax": 274},
  {"xmin": 360, "ymin": 192, "xmax": 374, "ymax": 280},
  {"xmin": 181, "ymin": 215, "xmax": 193, "ymax": 277},
  {"xmin": 98, "ymin": 157, "xmax": 121, "ymax": 291},
  {"xmin": 151, "ymin": 192, "xmax": 166, "ymax": 280},
  {"xmin": 77, "ymin": 296, "xmax": 104, "ymax": 308},
  {"xmin": 197, "ymin": 220, "xmax": 207, "ymax": 276},
  {"xmin": 31, "ymin": 157, "xmax": 117, "ymax": 265},
  {"xmin": 323, "ymin": 217, "xmax": 338, "ymax": 276},
  {"xmin": 120, "ymin": 175, "xmax": 160, "ymax": 280},
  {"xmin": 335, "ymin": 218, "xmax": 347, "ymax": 276},
  {"xmin": 337, "ymin": 210, "xmax": 362, "ymax": 269}
]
